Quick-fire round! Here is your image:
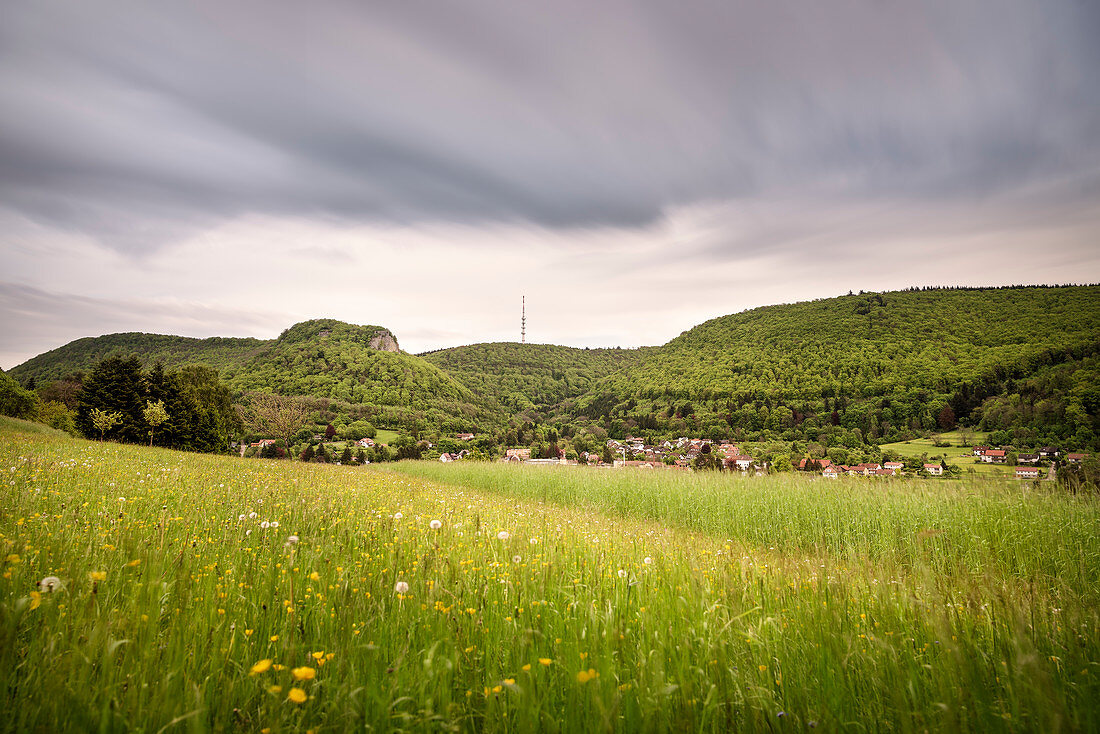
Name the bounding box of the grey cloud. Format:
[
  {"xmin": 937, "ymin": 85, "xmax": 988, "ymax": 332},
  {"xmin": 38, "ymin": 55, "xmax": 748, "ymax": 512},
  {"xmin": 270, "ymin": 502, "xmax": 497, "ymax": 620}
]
[
  {"xmin": 0, "ymin": 282, "xmax": 288, "ymax": 369},
  {"xmin": 0, "ymin": 0, "xmax": 1098, "ymax": 253}
]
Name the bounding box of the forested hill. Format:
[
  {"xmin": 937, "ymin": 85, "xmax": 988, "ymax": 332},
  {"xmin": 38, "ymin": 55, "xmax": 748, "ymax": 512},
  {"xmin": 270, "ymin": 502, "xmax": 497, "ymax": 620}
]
[
  {"xmin": 11, "ymin": 319, "xmax": 501, "ymax": 434},
  {"xmin": 573, "ymin": 286, "xmax": 1100, "ymax": 450},
  {"xmin": 420, "ymin": 342, "xmax": 651, "ymax": 415}
]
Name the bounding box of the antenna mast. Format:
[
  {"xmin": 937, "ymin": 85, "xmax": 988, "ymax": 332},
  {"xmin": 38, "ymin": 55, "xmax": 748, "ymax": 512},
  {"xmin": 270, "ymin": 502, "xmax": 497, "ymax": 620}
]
[{"xmin": 521, "ymin": 296, "xmax": 526, "ymax": 344}]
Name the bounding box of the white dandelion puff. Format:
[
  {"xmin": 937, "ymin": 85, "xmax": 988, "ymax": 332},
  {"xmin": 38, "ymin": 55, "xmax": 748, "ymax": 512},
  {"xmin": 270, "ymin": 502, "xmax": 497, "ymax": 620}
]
[
  {"xmin": 497, "ymin": 531, "xmax": 510, "ymax": 541},
  {"xmin": 429, "ymin": 519, "xmax": 442, "ymax": 530},
  {"xmin": 394, "ymin": 581, "xmax": 409, "ymax": 594},
  {"xmin": 38, "ymin": 576, "xmax": 63, "ymax": 593}
]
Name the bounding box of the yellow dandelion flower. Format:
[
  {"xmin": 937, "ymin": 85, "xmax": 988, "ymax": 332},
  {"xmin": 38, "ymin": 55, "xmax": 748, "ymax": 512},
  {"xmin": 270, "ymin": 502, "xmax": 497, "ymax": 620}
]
[
  {"xmin": 539, "ymin": 658, "xmax": 552, "ymax": 667},
  {"xmin": 504, "ymin": 678, "xmax": 515, "ymax": 686},
  {"xmin": 29, "ymin": 591, "xmax": 42, "ymax": 611},
  {"xmin": 126, "ymin": 559, "xmax": 141, "ymax": 567},
  {"xmin": 269, "ymin": 635, "xmax": 279, "ymax": 642},
  {"xmin": 89, "ymin": 571, "xmax": 107, "ymax": 582},
  {"xmin": 522, "ymin": 664, "xmax": 531, "ymax": 672},
  {"xmin": 292, "ymin": 666, "xmax": 316, "ymax": 681},
  {"xmin": 287, "ymin": 687, "xmax": 307, "ymax": 704},
  {"xmin": 249, "ymin": 659, "xmax": 273, "ymax": 675},
  {"xmin": 576, "ymin": 668, "xmax": 598, "ymax": 684},
  {"xmin": 491, "ymin": 685, "xmax": 502, "ymax": 693},
  {"xmin": 267, "ymin": 685, "xmax": 282, "ymax": 694}
]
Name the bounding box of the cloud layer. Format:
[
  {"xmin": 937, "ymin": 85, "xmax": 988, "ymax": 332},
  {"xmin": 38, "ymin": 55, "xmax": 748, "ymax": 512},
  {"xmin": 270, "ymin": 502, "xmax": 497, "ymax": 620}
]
[{"xmin": 1, "ymin": 0, "xmax": 1098, "ymax": 366}]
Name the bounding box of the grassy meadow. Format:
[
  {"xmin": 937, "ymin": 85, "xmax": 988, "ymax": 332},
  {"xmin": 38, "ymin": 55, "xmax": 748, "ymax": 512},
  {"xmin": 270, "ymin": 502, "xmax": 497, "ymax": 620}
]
[{"xmin": 2, "ymin": 420, "xmax": 1099, "ymax": 732}]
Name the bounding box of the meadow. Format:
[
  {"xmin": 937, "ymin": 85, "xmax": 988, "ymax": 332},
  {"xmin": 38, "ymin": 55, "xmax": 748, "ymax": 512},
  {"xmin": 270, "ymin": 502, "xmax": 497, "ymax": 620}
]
[{"xmin": 2, "ymin": 419, "xmax": 1098, "ymax": 732}]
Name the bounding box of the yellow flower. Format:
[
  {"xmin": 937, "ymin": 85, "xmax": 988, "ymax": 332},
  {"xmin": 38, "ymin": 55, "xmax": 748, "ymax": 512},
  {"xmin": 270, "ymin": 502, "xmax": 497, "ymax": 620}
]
[
  {"xmin": 291, "ymin": 666, "xmax": 316, "ymax": 681},
  {"xmin": 29, "ymin": 591, "xmax": 42, "ymax": 610},
  {"xmin": 126, "ymin": 559, "xmax": 141, "ymax": 567},
  {"xmin": 491, "ymin": 685, "xmax": 502, "ymax": 693},
  {"xmin": 309, "ymin": 571, "xmax": 320, "ymax": 581},
  {"xmin": 758, "ymin": 665, "xmax": 768, "ymax": 672},
  {"xmin": 503, "ymin": 678, "xmax": 515, "ymax": 686},
  {"xmin": 269, "ymin": 635, "xmax": 279, "ymax": 642},
  {"xmin": 522, "ymin": 664, "xmax": 531, "ymax": 672},
  {"xmin": 311, "ymin": 651, "xmax": 325, "ymax": 661},
  {"xmin": 576, "ymin": 668, "xmax": 598, "ymax": 684},
  {"xmin": 287, "ymin": 687, "xmax": 307, "ymax": 704},
  {"xmin": 539, "ymin": 658, "xmax": 552, "ymax": 667},
  {"xmin": 267, "ymin": 685, "xmax": 282, "ymax": 694},
  {"xmin": 89, "ymin": 571, "xmax": 107, "ymax": 582},
  {"xmin": 249, "ymin": 659, "xmax": 273, "ymax": 675},
  {"xmin": 6, "ymin": 554, "xmax": 21, "ymax": 564},
  {"xmin": 244, "ymin": 629, "xmax": 253, "ymax": 637}
]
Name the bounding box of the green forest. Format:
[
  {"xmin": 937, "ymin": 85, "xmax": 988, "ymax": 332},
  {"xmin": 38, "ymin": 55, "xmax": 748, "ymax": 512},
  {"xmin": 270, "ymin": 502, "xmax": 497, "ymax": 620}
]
[{"xmin": 5, "ymin": 286, "xmax": 1099, "ymax": 460}]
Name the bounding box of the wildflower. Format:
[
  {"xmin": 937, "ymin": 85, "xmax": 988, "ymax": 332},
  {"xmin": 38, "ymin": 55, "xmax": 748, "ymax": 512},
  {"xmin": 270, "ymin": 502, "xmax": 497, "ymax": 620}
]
[
  {"xmin": 497, "ymin": 531, "xmax": 510, "ymax": 541},
  {"xmin": 270, "ymin": 521, "xmax": 279, "ymax": 529},
  {"xmin": 529, "ymin": 537, "xmax": 539, "ymax": 545},
  {"xmin": 393, "ymin": 512, "xmax": 403, "ymax": 520},
  {"xmin": 287, "ymin": 687, "xmax": 307, "ymax": 704},
  {"xmin": 126, "ymin": 559, "xmax": 141, "ymax": 567},
  {"xmin": 249, "ymin": 659, "xmax": 273, "ymax": 675},
  {"xmin": 38, "ymin": 576, "xmax": 62, "ymax": 592},
  {"xmin": 512, "ymin": 555, "xmax": 522, "ymax": 563},
  {"xmin": 617, "ymin": 569, "xmax": 627, "ymax": 578},
  {"xmin": 29, "ymin": 591, "xmax": 42, "ymax": 610},
  {"xmin": 503, "ymin": 678, "xmax": 515, "ymax": 686},
  {"xmin": 309, "ymin": 571, "xmax": 320, "ymax": 581},
  {"xmin": 643, "ymin": 557, "xmax": 653, "ymax": 565},
  {"xmin": 249, "ymin": 512, "xmax": 258, "ymax": 519},
  {"xmin": 429, "ymin": 519, "xmax": 442, "ymax": 529},
  {"xmin": 286, "ymin": 535, "xmax": 299, "ymax": 545},
  {"xmin": 576, "ymin": 668, "xmax": 598, "ymax": 684},
  {"xmin": 260, "ymin": 521, "xmax": 270, "ymax": 529},
  {"xmin": 267, "ymin": 685, "xmax": 282, "ymax": 694},
  {"xmin": 238, "ymin": 514, "xmax": 246, "ymax": 521},
  {"xmin": 270, "ymin": 635, "xmax": 279, "ymax": 642},
  {"xmin": 522, "ymin": 664, "xmax": 531, "ymax": 671},
  {"xmin": 394, "ymin": 581, "xmax": 409, "ymax": 594},
  {"xmin": 291, "ymin": 666, "xmax": 316, "ymax": 681},
  {"xmin": 539, "ymin": 658, "xmax": 552, "ymax": 666},
  {"xmin": 89, "ymin": 571, "xmax": 107, "ymax": 582}
]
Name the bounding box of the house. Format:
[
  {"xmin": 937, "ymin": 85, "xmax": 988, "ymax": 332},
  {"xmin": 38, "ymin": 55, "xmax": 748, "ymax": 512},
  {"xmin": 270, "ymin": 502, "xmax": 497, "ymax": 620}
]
[
  {"xmin": 798, "ymin": 458, "xmax": 832, "ymax": 470},
  {"xmin": 857, "ymin": 462, "xmax": 882, "ymax": 472},
  {"xmin": 1039, "ymin": 447, "xmax": 1060, "ymax": 458},
  {"xmin": 875, "ymin": 468, "xmax": 896, "ymax": 476},
  {"xmin": 980, "ymin": 450, "xmax": 1006, "ymax": 464},
  {"xmin": 1016, "ymin": 453, "xmax": 1039, "ymax": 464},
  {"xmin": 923, "ymin": 464, "xmax": 943, "ymax": 476},
  {"xmin": 1015, "ymin": 466, "xmax": 1041, "ymax": 479},
  {"xmin": 439, "ymin": 453, "xmax": 455, "ymax": 463},
  {"xmin": 1067, "ymin": 453, "xmax": 1087, "ymax": 464},
  {"xmin": 456, "ymin": 433, "xmax": 475, "ymax": 441},
  {"xmin": 729, "ymin": 455, "xmax": 754, "ymax": 470},
  {"xmin": 505, "ymin": 448, "xmax": 532, "ymax": 461},
  {"xmin": 972, "ymin": 446, "xmax": 989, "ymax": 456},
  {"xmin": 356, "ymin": 438, "xmax": 375, "ymax": 448},
  {"xmin": 251, "ymin": 439, "xmax": 277, "ymax": 449},
  {"xmin": 883, "ymin": 461, "xmax": 904, "ymax": 472},
  {"xmin": 822, "ymin": 466, "xmax": 840, "ymax": 478}
]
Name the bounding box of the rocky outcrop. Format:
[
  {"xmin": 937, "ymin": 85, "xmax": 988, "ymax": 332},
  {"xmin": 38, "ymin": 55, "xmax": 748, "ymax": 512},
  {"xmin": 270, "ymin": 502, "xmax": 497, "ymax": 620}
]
[{"xmin": 368, "ymin": 330, "xmax": 399, "ymax": 352}]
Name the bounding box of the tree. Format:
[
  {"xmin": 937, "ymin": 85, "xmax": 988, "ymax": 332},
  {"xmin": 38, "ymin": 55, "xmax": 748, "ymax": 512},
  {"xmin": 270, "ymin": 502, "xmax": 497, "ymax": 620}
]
[
  {"xmin": 90, "ymin": 408, "xmax": 123, "ymax": 441},
  {"xmin": 0, "ymin": 370, "xmax": 37, "ymax": 419},
  {"xmin": 77, "ymin": 356, "xmax": 145, "ymax": 442},
  {"xmin": 299, "ymin": 444, "xmax": 315, "ymax": 462},
  {"xmin": 325, "ymin": 423, "xmax": 337, "ymax": 439},
  {"xmin": 937, "ymin": 404, "xmax": 957, "ymax": 431},
  {"xmin": 238, "ymin": 393, "xmax": 313, "ymax": 453},
  {"xmin": 356, "ymin": 448, "xmax": 368, "ymax": 465},
  {"xmin": 143, "ymin": 400, "xmax": 169, "ymax": 446},
  {"xmin": 340, "ymin": 446, "xmax": 353, "ymax": 464}
]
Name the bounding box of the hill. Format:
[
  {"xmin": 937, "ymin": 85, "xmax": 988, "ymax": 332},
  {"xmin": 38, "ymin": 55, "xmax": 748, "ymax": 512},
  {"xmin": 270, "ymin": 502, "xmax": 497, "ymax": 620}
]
[
  {"xmin": 11, "ymin": 319, "xmax": 501, "ymax": 434},
  {"xmin": 572, "ymin": 286, "xmax": 1100, "ymax": 451},
  {"xmin": 420, "ymin": 342, "xmax": 650, "ymax": 416}
]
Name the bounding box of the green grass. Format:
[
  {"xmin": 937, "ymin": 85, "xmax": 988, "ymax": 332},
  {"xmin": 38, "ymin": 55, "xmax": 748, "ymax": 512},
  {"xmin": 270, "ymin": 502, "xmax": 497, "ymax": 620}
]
[
  {"xmin": 880, "ymin": 435, "xmax": 1016, "ymax": 477},
  {"xmin": 374, "ymin": 428, "xmax": 400, "ymax": 445},
  {"xmin": 2, "ymin": 425, "xmax": 1098, "ymax": 732}
]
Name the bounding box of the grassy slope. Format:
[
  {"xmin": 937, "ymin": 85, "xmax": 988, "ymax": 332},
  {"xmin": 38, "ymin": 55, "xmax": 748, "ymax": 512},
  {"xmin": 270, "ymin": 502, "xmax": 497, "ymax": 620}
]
[{"xmin": 3, "ymin": 422, "xmax": 1097, "ymax": 730}]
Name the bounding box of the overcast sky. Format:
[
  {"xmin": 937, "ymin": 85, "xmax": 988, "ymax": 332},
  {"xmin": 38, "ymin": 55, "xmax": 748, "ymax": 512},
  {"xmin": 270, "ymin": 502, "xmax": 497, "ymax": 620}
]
[{"xmin": 2, "ymin": 0, "xmax": 1099, "ymax": 368}]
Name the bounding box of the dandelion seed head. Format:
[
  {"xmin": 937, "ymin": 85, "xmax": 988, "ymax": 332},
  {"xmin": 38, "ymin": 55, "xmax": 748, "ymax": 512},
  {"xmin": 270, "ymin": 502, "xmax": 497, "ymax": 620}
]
[
  {"xmin": 38, "ymin": 576, "xmax": 62, "ymax": 592},
  {"xmin": 429, "ymin": 519, "xmax": 442, "ymax": 529},
  {"xmin": 394, "ymin": 581, "xmax": 409, "ymax": 594},
  {"xmin": 497, "ymin": 531, "xmax": 510, "ymax": 541}
]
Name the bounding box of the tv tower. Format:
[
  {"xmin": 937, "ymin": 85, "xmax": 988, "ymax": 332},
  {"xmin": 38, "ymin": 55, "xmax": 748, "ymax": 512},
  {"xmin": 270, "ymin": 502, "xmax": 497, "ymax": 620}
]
[{"xmin": 521, "ymin": 296, "xmax": 526, "ymax": 344}]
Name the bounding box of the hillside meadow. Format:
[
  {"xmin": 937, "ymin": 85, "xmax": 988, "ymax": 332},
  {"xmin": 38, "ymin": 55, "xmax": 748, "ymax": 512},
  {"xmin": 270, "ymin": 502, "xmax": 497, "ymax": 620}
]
[{"xmin": 2, "ymin": 420, "xmax": 1099, "ymax": 732}]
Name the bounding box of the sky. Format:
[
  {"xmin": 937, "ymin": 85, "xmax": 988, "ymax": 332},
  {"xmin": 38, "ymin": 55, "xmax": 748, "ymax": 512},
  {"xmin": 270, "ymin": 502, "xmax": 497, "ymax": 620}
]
[{"xmin": 2, "ymin": 0, "xmax": 1099, "ymax": 368}]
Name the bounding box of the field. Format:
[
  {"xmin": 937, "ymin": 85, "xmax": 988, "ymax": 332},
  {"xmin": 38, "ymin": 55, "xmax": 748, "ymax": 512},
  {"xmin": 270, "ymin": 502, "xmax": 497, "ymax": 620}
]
[
  {"xmin": 2, "ymin": 421, "xmax": 1099, "ymax": 732},
  {"xmin": 880, "ymin": 431, "xmax": 1018, "ymax": 478}
]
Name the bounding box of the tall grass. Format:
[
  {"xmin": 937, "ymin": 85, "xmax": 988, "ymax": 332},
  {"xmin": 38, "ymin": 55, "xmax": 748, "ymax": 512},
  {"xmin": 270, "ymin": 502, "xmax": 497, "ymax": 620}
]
[
  {"xmin": 1, "ymin": 426, "xmax": 1098, "ymax": 731},
  {"xmin": 388, "ymin": 462, "xmax": 1100, "ymax": 598}
]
